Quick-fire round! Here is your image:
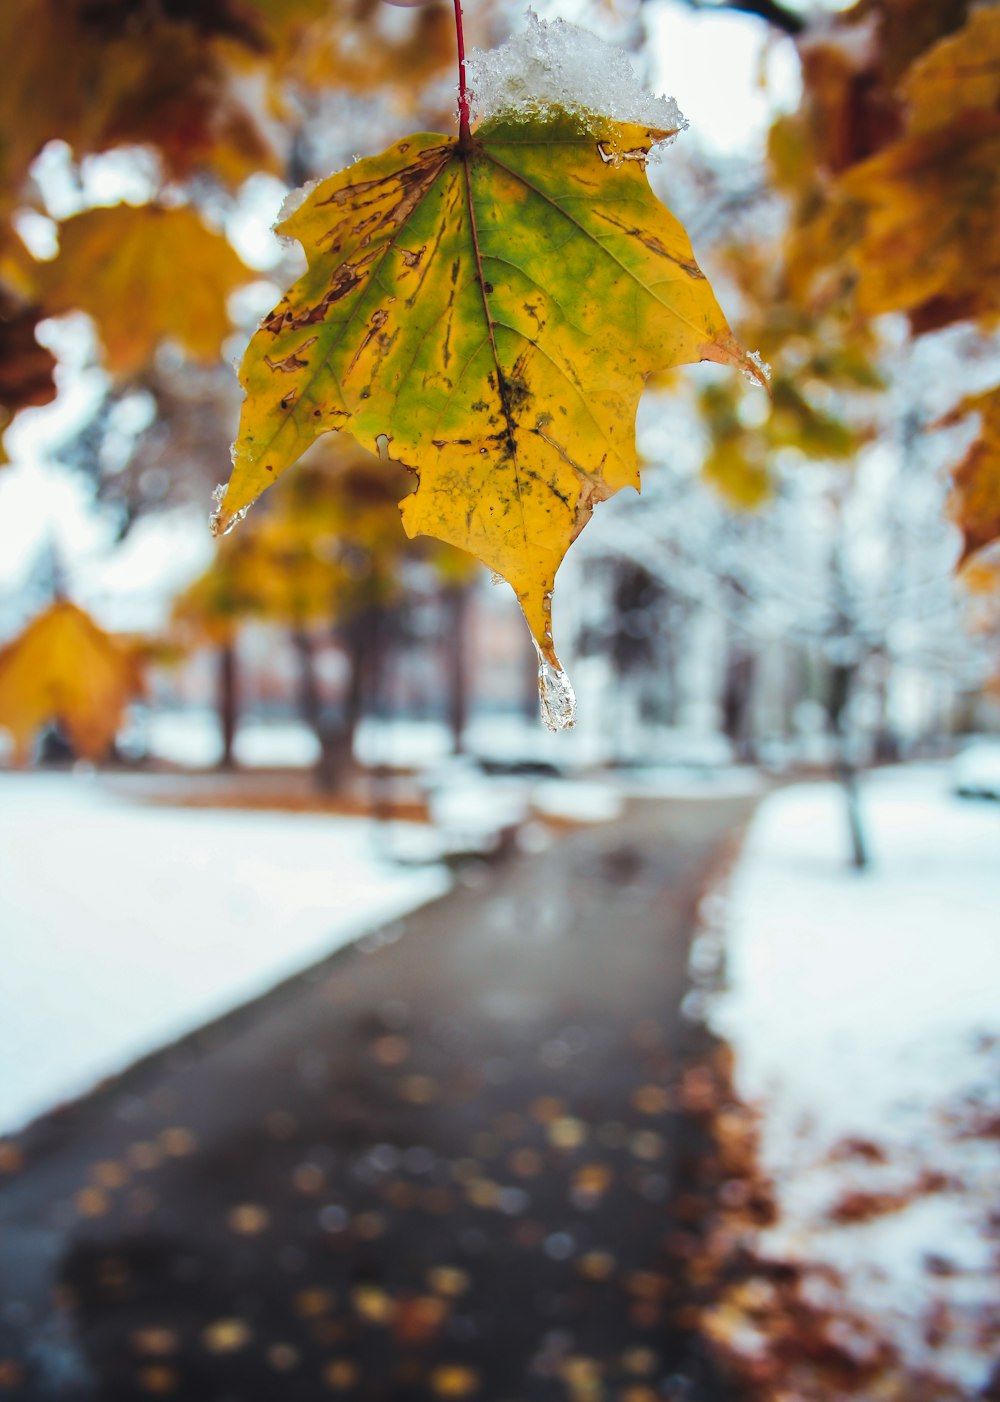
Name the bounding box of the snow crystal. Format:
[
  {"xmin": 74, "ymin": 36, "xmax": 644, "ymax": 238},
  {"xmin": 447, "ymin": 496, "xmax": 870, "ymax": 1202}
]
[
  {"xmin": 466, "ymin": 13, "xmax": 687, "ymax": 149},
  {"xmin": 209, "ymin": 482, "xmax": 249, "ymax": 538},
  {"xmin": 744, "ymin": 348, "xmax": 772, "ymax": 385},
  {"xmin": 276, "ymin": 174, "xmax": 323, "ymax": 227}
]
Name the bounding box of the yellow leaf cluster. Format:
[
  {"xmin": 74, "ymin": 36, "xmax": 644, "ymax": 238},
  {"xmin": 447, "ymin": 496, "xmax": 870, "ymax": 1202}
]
[
  {"xmin": 0, "ymin": 2, "xmax": 277, "ymax": 199},
  {"xmin": 691, "ymin": 234, "xmax": 878, "ymax": 508},
  {"xmin": 787, "ymin": 6, "xmax": 1000, "ymax": 330},
  {"xmin": 0, "ymin": 601, "xmax": 144, "ymax": 764},
  {"xmin": 262, "ymin": 0, "xmax": 455, "ymax": 107},
  {"xmin": 0, "ymin": 0, "xmax": 458, "ymax": 207}
]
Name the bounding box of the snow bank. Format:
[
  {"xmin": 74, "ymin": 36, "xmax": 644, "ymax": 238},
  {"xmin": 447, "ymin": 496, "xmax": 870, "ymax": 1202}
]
[
  {"xmin": 709, "ymin": 766, "xmax": 1000, "ymax": 1391},
  {"xmin": 0, "ymin": 774, "xmax": 449, "ymax": 1133}
]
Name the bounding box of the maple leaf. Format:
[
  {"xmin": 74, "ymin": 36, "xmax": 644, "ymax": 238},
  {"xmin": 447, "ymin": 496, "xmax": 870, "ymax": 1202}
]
[
  {"xmin": 941, "ymin": 386, "xmax": 1000, "ymax": 564},
  {"xmin": 217, "ymin": 113, "xmax": 760, "ymax": 671},
  {"xmin": 36, "ymin": 204, "xmax": 251, "ymax": 377},
  {"xmin": 0, "ymin": 601, "xmax": 144, "ymax": 763}
]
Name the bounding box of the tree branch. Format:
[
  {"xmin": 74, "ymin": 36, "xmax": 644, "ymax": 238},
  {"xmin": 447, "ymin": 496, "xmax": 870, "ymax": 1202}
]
[{"xmin": 676, "ymin": 0, "xmax": 806, "ymax": 39}]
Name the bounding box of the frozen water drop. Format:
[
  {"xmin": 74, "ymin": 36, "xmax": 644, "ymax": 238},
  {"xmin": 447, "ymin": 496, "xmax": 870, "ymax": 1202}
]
[
  {"xmin": 743, "ymin": 349, "xmax": 771, "ymax": 386},
  {"xmin": 489, "ymin": 570, "xmax": 505, "ymax": 586},
  {"xmin": 209, "ymin": 483, "xmax": 250, "ymax": 538},
  {"xmin": 534, "ymin": 645, "xmax": 576, "ymax": 732}
]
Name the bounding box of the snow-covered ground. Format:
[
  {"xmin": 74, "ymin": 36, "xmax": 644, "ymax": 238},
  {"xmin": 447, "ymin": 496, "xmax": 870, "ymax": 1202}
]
[
  {"xmin": 0, "ymin": 760, "xmax": 639, "ymax": 1134},
  {"xmin": 706, "ymin": 766, "xmax": 1000, "ymax": 1392},
  {"xmin": 131, "ymin": 705, "xmax": 764, "ymax": 778},
  {"xmin": 0, "ymin": 773, "xmax": 450, "ymax": 1134}
]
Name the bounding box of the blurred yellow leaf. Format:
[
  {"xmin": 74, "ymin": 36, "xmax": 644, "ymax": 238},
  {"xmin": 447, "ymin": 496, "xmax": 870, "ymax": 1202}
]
[
  {"xmin": 0, "ymin": 2, "xmax": 279, "ymax": 199},
  {"xmin": 837, "ymin": 112, "xmax": 1000, "ymax": 326},
  {"xmin": 0, "ymin": 601, "xmax": 144, "ymax": 763},
  {"xmin": 782, "ymin": 8, "xmax": 1000, "ymax": 333},
  {"xmin": 903, "ymin": 7, "xmax": 1000, "ymax": 135},
  {"xmin": 37, "ymin": 205, "xmax": 251, "ymax": 377},
  {"xmin": 944, "ymin": 386, "xmax": 1000, "ymax": 564},
  {"xmin": 176, "ymin": 442, "xmax": 470, "ymax": 643}
]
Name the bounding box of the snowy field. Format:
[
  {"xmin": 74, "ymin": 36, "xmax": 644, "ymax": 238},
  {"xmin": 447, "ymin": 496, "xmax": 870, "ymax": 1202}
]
[
  {"xmin": 0, "ymin": 773, "xmax": 450, "ymax": 1134},
  {"xmin": 707, "ymin": 766, "xmax": 1000, "ymax": 1391},
  {"xmin": 134, "ymin": 706, "xmax": 762, "ymax": 777}
]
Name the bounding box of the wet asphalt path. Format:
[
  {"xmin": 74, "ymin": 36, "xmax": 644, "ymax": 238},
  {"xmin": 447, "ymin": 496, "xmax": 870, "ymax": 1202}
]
[{"xmin": 0, "ymin": 795, "xmax": 754, "ymax": 1401}]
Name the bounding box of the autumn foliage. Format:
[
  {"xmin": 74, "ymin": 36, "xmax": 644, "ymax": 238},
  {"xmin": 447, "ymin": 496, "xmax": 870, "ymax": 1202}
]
[
  {"xmin": 0, "ymin": 601, "xmax": 143, "ymax": 762},
  {"xmin": 0, "ymin": 0, "xmax": 998, "ymax": 759}
]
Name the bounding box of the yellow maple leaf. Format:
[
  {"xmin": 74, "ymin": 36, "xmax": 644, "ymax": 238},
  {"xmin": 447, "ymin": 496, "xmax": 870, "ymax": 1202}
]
[
  {"xmin": 0, "ymin": 601, "xmax": 144, "ymax": 764},
  {"xmin": 36, "ymin": 204, "xmax": 251, "ymax": 377},
  {"xmin": 216, "ymin": 113, "xmax": 760, "ymax": 682}
]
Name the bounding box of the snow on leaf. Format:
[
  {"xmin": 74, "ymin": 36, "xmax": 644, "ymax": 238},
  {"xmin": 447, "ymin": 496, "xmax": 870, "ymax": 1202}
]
[
  {"xmin": 465, "ymin": 13, "xmax": 686, "ymax": 140},
  {"xmin": 219, "ymin": 111, "xmax": 761, "ymax": 670},
  {"xmin": 0, "ymin": 601, "xmax": 144, "ymax": 763}
]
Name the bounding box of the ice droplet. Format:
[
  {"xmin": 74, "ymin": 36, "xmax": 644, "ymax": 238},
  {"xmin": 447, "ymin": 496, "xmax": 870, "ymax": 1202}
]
[
  {"xmin": 209, "ymin": 483, "xmax": 249, "ymax": 538},
  {"xmin": 489, "ymin": 570, "xmax": 505, "ymax": 586},
  {"xmin": 534, "ymin": 644, "xmax": 576, "ymax": 732},
  {"xmin": 743, "ymin": 349, "xmax": 772, "ymax": 386}
]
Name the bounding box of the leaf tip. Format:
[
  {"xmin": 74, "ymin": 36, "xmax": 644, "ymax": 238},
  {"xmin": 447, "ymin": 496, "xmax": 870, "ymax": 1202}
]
[
  {"xmin": 743, "ymin": 348, "xmax": 772, "ymax": 392},
  {"xmin": 209, "ymin": 483, "xmax": 250, "ymax": 538},
  {"xmin": 534, "ymin": 645, "xmax": 577, "ymax": 732}
]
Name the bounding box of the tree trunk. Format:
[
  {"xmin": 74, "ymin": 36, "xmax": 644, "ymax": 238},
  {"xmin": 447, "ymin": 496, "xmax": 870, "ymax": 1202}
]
[
  {"xmin": 217, "ymin": 640, "xmax": 238, "ymax": 770},
  {"xmin": 829, "ymin": 660, "xmax": 869, "ymax": 871},
  {"xmin": 315, "ymin": 607, "xmax": 378, "ymax": 792},
  {"xmin": 446, "ymin": 586, "xmax": 470, "ymax": 754},
  {"xmin": 292, "ymin": 628, "xmax": 342, "ymax": 792},
  {"xmin": 722, "ymin": 644, "xmax": 757, "ymax": 763}
]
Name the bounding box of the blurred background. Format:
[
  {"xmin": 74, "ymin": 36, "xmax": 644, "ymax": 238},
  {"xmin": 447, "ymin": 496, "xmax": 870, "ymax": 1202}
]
[{"xmin": 1, "ymin": 0, "xmax": 999, "ymax": 1398}]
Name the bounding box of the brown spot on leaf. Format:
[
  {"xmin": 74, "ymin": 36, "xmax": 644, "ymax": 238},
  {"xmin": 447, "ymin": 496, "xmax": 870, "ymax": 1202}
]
[{"xmin": 263, "ymin": 336, "xmax": 317, "ymax": 373}]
